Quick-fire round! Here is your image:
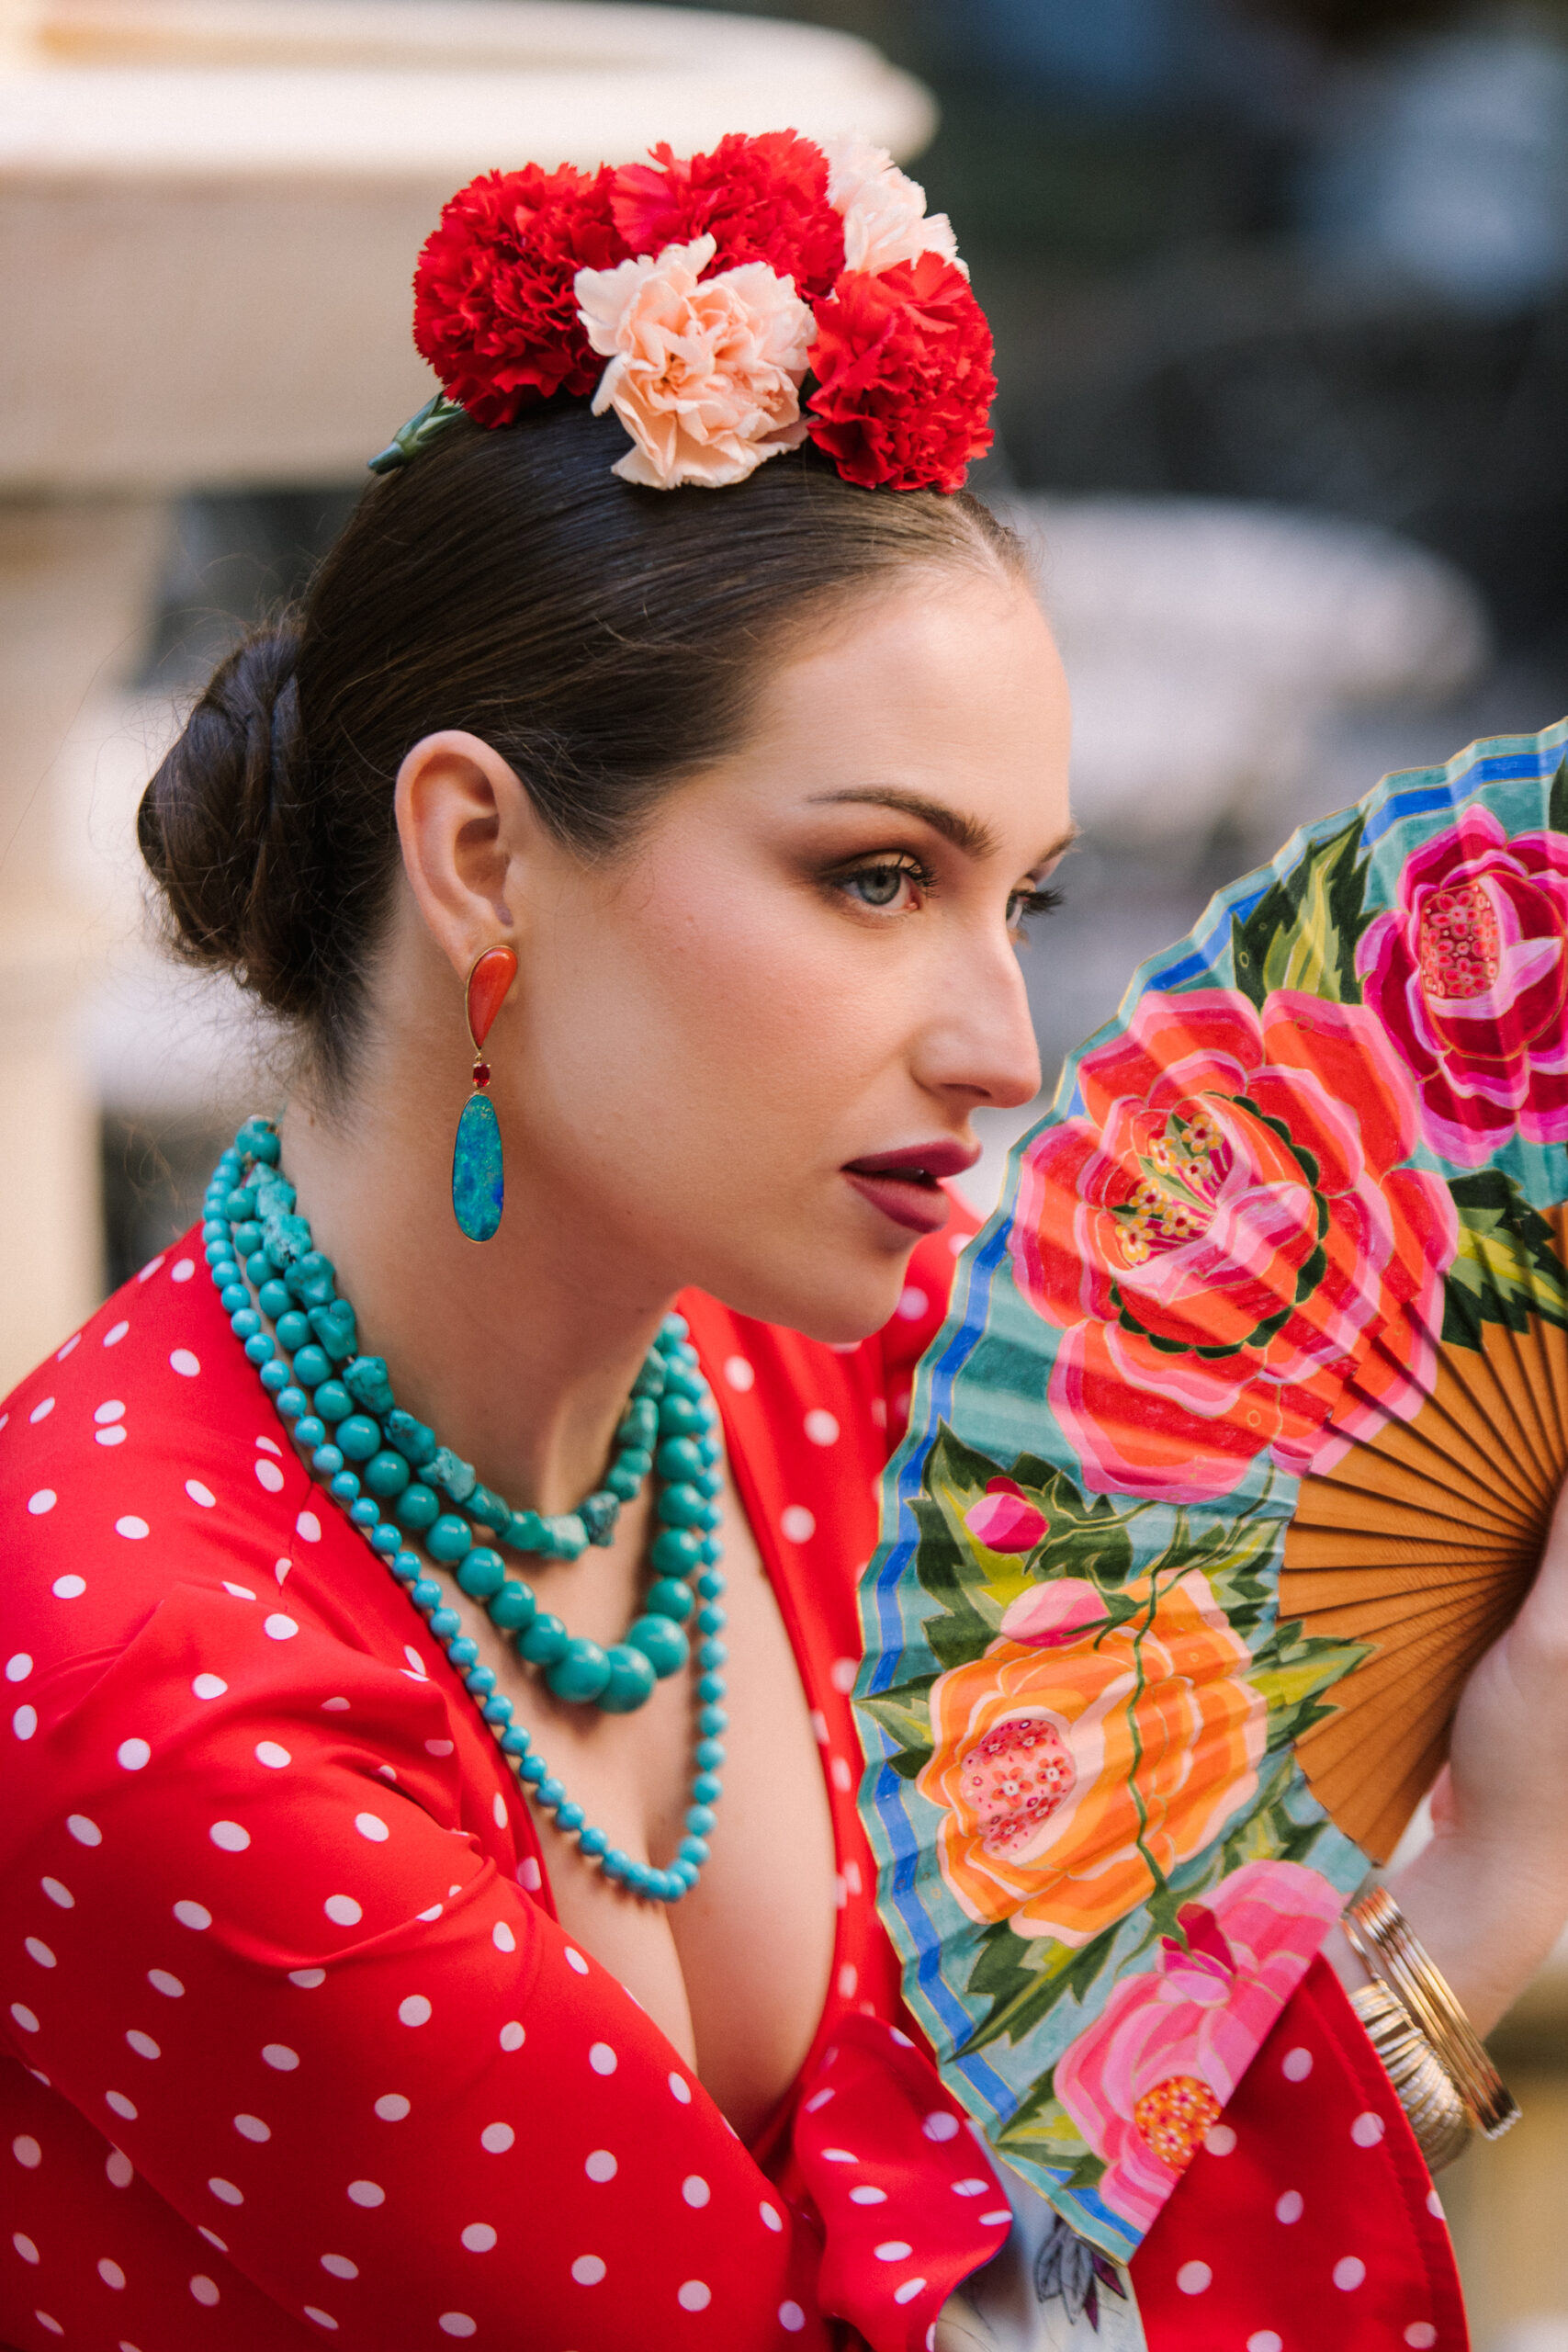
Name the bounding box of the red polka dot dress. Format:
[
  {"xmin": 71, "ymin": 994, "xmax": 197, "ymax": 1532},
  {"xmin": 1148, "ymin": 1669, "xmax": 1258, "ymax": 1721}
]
[{"xmin": 0, "ymin": 1223, "xmax": 1466, "ymax": 2351}]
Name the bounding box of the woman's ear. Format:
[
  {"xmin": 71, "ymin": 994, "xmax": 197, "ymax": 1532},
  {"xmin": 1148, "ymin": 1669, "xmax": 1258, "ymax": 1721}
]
[{"xmin": 394, "ymin": 729, "xmax": 546, "ymax": 983}]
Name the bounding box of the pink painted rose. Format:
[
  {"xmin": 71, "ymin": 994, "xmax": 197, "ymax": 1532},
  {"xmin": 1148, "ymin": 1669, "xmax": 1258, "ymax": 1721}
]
[
  {"xmin": 1011, "ymin": 988, "xmax": 1458, "ymax": 1504},
  {"xmin": 1054, "ymin": 1860, "xmax": 1346, "ymax": 2235},
  {"xmin": 1358, "ymin": 805, "xmax": 1568, "ymax": 1164},
  {"xmin": 821, "ymin": 132, "xmax": 964, "ymax": 278},
  {"xmin": 575, "ymin": 235, "xmax": 813, "ymax": 488},
  {"xmin": 998, "ymin": 1576, "xmax": 1108, "ymax": 1646},
  {"xmin": 964, "ymin": 1477, "xmax": 1049, "ymax": 1555}
]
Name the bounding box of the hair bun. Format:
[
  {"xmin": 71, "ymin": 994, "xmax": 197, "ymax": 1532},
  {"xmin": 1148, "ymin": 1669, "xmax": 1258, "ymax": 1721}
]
[{"xmin": 139, "ymin": 624, "xmax": 312, "ymax": 1014}]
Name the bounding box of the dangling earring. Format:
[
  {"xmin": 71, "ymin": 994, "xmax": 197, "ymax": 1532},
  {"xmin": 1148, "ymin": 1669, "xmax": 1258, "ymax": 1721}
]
[{"xmin": 452, "ymin": 944, "xmax": 517, "ymax": 1242}]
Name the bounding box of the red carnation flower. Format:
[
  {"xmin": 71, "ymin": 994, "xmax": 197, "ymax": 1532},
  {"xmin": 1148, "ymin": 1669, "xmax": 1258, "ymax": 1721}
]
[
  {"xmin": 611, "ymin": 130, "xmax": 845, "ymax": 301},
  {"xmin": 413, "ymin": 164, "xmax": 628, "ymax": 426},
  {"xmin": 806, "ymin": 254, "xmax": 996, "ymax": 493}
]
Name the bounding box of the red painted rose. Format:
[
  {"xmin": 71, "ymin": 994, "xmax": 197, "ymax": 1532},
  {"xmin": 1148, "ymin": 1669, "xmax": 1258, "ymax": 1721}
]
[
  {"xmin": 413, "ymin": 164, "xmax": 627, "ymax": 424},
  {"xmin": 806, "ymin": 254, "xmax": 995, "ymax": 493},
  {"xmin": 1011, "ymin": 989, "xmax": 1458, "ymax": 1504},
  {"xmin": 611, "ymin": 131, "xmax": 845, "ymax": 300},
  {"xmin": 1357, "ymin": 805, "xmax": 1568, "ymax": 1164}
]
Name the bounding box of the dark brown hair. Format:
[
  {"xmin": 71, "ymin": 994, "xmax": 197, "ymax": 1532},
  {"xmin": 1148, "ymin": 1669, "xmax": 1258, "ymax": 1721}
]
[{"xmin": 139, "ymin": 401, "xmax": 1020, "ymax": 1083}]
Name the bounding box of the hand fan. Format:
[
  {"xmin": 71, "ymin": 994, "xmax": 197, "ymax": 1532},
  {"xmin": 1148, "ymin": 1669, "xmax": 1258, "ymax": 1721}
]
[{"xmin": 855, "ymin": 722, "xmax": 1568, "ymax": 2265}]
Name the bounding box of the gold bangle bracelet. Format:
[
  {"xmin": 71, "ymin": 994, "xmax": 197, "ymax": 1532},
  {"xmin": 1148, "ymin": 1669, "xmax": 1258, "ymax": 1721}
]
[
  {"xmin": 1344, "ymin": 1884, "xmax": 1520, "ymax": 2141},
  {"xmin": 1349, "ymin": 1980, "xmax": 1473, "ymax": 2173}
]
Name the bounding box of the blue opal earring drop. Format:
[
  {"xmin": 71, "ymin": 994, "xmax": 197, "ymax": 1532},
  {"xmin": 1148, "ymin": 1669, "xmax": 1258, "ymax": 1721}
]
[{"xmin": 452, "ymin": 944, "xmax": 516, "ymax": 1241}]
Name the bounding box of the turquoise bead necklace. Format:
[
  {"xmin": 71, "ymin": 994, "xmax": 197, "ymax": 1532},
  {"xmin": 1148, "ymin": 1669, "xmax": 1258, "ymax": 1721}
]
[{"xmin": 202, "ymin": 1114, "xmax": 727, "ymax": 1905}]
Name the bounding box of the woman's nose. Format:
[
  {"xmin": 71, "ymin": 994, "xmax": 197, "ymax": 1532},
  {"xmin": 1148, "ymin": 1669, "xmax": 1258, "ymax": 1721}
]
[{"xmin": 918, "ymin": 938, "xmax": 1043, "ymax": 1112}]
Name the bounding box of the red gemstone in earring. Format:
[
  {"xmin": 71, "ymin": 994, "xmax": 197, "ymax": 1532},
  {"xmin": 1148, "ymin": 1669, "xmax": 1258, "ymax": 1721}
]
[
  {"xmin": 471, "ymin": 1061, "xmax": 491, "ymax": 1089},
  {"xmin": 466, "ymin": 944, "xmax": 517, "ymax": 1052}
]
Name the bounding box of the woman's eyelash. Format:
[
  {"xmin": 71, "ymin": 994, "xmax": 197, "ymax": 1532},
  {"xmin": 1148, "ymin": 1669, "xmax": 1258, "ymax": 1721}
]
[{"xmin": 1013, "ymin": 884, "xmax": 1064, "ymax": 920}]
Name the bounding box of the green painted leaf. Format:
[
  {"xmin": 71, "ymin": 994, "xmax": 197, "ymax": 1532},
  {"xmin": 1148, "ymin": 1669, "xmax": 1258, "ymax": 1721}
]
[
  {"xmin": 1230, "ymin": 812, "xmax": 1368, "ymax": 1011},
  {"xmin": 1549, "ymin": 753, "xmax": 1568, "ymax": 838},
  {"xmin": 858, "ymin": 1684, "xmax": 936, "ymax": 1780},
  {"xmin": 1248, "ymin": 1621, "xmax": 1369, "ymax": 1746},
  {"xmin": 1442, "ymin": 1170, "xmax": 1568, "ymax": 1345}
]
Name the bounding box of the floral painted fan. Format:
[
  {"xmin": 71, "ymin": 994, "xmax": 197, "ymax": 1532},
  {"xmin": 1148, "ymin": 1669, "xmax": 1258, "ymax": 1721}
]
[{"xmin": 856, "ymin": 722, "xmax": 1568, "ymax": 2265}]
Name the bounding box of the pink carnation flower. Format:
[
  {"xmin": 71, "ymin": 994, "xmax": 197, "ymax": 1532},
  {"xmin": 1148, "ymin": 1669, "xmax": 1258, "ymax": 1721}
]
[
  {"xmin": 1054, "ymin": 1860, "xmax": 1346, "ymax": 2236},
  {"xmin": 574, "ymin": 234, "xmax": 813, "ymax": 489},
  {"xmin": 821, "ymin": 132, "xmax": 964, "ymax": 279}
]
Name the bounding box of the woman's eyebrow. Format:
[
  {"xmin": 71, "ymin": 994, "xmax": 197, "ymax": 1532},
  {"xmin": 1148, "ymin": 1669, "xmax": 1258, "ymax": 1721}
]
[
  {"xmin": 807, "ymin": 788, "xmax": 1078, "ymax": 875},
  {"xmin": 806, "ymin": 786, "xmax": 998, "ymax": 857}
]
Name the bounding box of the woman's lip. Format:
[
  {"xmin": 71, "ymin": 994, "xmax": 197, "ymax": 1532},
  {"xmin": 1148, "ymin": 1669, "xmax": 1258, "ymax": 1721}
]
[
  {"xmin": 844, "ymin": 1138, "xmax": 982, "ymax": 1182},
  {"xmin": 843, "ymin": 1170, "xmax": 954, "ymax": 1236}
]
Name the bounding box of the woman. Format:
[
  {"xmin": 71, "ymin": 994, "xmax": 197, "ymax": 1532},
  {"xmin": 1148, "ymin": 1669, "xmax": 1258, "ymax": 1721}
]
[{"xmin": 3, "ymin": 136, "xmax": 1565, "ymax": 2352}]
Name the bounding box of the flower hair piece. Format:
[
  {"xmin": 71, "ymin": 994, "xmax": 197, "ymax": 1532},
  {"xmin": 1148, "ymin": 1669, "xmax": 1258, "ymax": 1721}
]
[{"xmin": 371, "ymin": 130, "xmax": 995, "ymax": 494}]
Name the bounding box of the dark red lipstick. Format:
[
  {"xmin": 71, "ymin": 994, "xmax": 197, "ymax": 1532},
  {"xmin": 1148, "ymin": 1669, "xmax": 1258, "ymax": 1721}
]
[{"xmin": 842, "ymin": 1139, "xmax": 981, "ymax": 1236}]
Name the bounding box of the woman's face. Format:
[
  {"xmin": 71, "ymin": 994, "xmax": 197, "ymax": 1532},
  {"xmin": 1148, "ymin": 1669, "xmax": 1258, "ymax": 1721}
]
[{"xmin": 490, "ymin": 564, "xmax": 1072, "ymax": 1342}]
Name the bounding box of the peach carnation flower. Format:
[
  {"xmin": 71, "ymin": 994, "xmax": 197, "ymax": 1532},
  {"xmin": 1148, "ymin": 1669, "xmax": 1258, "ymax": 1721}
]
[
  {"xmin": 821, "ymin": 132, "xmax": 965, "ymax": 279},
  {"xmin": 574, "ymin": 234, "xmax": 814, "ymax": 489}
]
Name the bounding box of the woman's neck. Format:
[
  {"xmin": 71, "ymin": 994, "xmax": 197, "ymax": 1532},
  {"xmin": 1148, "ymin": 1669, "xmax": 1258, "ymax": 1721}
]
[{"xmin": 276, "ymin": 1024, "xmax": 675, "ymax": 1520}]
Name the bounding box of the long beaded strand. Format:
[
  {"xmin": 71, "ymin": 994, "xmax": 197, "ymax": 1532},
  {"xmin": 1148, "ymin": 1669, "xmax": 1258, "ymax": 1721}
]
[{"xmin": 202, "ymin": 1115, "xmax": 727, "ymax": 1905}]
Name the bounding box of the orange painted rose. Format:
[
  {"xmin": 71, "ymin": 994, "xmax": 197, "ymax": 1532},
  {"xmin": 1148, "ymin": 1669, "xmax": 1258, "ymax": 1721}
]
[{"xmin": 918, "ymin": 1568, "xmax": 1266, "ymax": 1946}]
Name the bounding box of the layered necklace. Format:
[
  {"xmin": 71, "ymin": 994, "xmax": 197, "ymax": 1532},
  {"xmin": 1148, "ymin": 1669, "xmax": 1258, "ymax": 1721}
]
[{"xmin": 204, "ymin": 1115, "xmax": 726, "ymax": 1904}]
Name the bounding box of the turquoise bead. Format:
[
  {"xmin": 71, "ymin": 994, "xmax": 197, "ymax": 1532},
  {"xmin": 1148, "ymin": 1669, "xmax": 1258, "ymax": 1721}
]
[
  {"xmin": 603, "ymin": 1849, "xmax": 631, "ymax": 1882},
  {"xmin": 617, "ymin": 1398, "xmax": 658, "ymax": 1450},
  {"xmin": 231, "ymin": 1306, "xmax": 261, "ymax": 1340},
  {"xmin": 336, "ymin": 1414, "xmax": 381, "ymax": 1462},
  {"xmin": 487, "ymin": 1581, "xmax": 536, "ymax": 1632},
  {"xmin": 452, "ymin": 1091, "xmax": 504, "ymax": 1242},
  {"xmin": 244, "ymin": 1251, "xmax": 271, "ymax": 1286},
  {"xmin": 519, "ymin": 1753, "xmax": 547, "ymax": 1784},
  {"xmin": 391, "ymin": 1551, "xmax": 421, "ymax": 1582},
  {"xmin": 655, "ymin": 1483, "xmax": 705, "ymax": 1528},
  {"xmin": 348, "ymin": 1497, "xmax": 378, "ymax": 1527},
  {"xmin": 618, "ymin": 1447, "xmax": 653, "ymax": 1480},
  {"xmin": 447, "ymin": 1636, "xmax": 479, "ymax": 1669},
  {"xmin": 536, "ymin": 1776, "xmax": 566, "ymax": 1809},
  {"xmin": 429, "ymin": 1607, "xmax": 462, "ymax": 1639},
  {"xmin": 220, "ymin": 1283, "xmax": 248, "ymax": 1314},
  {"xmin": 692, "ymin": 1772, "xmax": 721, "ymax": 1804},
  {"xmin": 604, "ymin": 1465, "xmax": 640, "ymax": 1501},
  {"xmin": 385, "ymin": 1409, "xmax": 436, "ymax": 1467},
  {"xmin": 427, "ymin": 1514, "xmax": 472, "ymax": 1564},
  {"xmin": 276, "ymin": 1308, "xmax": 310, "ymax": 1352},
  {"xmin": 369, "ymin": 1525, "xmax": 400, "ymax": 1555},
  {"xmin": 258, "ymin": 1277, "xmax": 291, "ymax": 1319},
  {"xmin": 330, "ymin": 1470, "xmax": 361, "ymax": 1503},
  {"xmin": 365, "ymin": 1449, "xmax": 411, "ymax": 1498},
  {"xmin": 626, "ymin": 1614, "xmax": 688, "ymax": 1679},
  {"xmin": 655, "ymin": 1437, "xmax": 704, "ymax": 1482},
  {"xmin": 696, "ymin": 1671, "xmax": 725, "ymax": 1702},
  {"xmin": 580, "ymin": 1826, "xmax": 608, "ymax": 1858},
  {"xmin": 696, "ymin": 1605, "xmax": 726, "ymax": 1634},
  {"xmin": 658, "ymin": 1396, "xmax": 705, "ymax": 1438},
  {"xmin": 311, "ymin": 1443, "xmax": 344, "ymax": 1477},
  {"xmin": 679, "ymin": 1836, "xmax": 709, "ymax": 1866},
  {"xmin": 456, "ymin": 1547, "xmax": 505, "ymax": 1600},
  {"xmin": 468, "ymin": 1484, "xmax": 510, "ymax": 1534},
  {"xmin": 313, "ymin": 1380, "xmax": 353, "ymax": 1423},
  {"xmin": 394, "ymin": 1483, "xmax": 439, "ymax": 1532},
  {"xmin": 685, "ymin": 1804, "xmax": 716, "ymax": 1837},
  {"xmin": 464, "ymin": 1664, "xmax": 495, "ymax": 1693},
  {"xmin": 556, "ymin": 1801, "xmax": 585, "ymax": 1834},
  {"xmin": 650, "ymin": 1527, "xmax": 701, "ymax": 1576},
  {"xmin": 501, "ymin": 1725, "xmax": 531, "ymax": 1757},
  {"xmin": 506, "ymin": 1509, "xmax": 546, "ymax": 1552},
  {"xmin": 694, "ymin": 1738, "xmax": 725, "ymax": 1770},
  {"xmin": 699, "ymin": 1705, "xmax": 728, "ymax": 1736},
  {"xmin": 410, "ymin": 1577, "xmax": 443, "ymax": 1610},
  {"xmin": 695, "ymin": 1570, "xmax": 724, "ymax": 1600},
  {"xmin": 599, "ymin": 1645, "xmax": 657, "ymax": 1714},
  {"xmin": 292, "ymin": 1344, "xmax": 331, "ymax": 1388},
  {"xmin": 547, "ymin": 1638, "xmax": 610, "ymax": 1704},
  {"xmin": 519, "ymin": 1612, "xmax": 568, "ymax": 1667},
  {"xmin": 644, "ymin": 1577, "xmax": 694, "ymax": 1624},
  {"xmin": 482, "ymin": 1694, "xmax": 513, "ymax": 1724},
  {"xmin": 581, "ymin": 1491, "xmax": 619, "ymax": 1546},
  {"xmin": 265, "ymin": 1367, "xmax": 296, "ymax": 1400},
  {"xmin": 698, "ymin": 1640, "xmax": 728, "ymax": 1670},
  {"xmin": 243, "ymin": 1334, "xmax": 275, "ymax": 1365}
]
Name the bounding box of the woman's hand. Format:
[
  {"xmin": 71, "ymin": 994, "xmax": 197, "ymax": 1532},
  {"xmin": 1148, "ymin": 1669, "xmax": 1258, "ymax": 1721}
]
[{"xmin": 1330, "ymin": 1477, "xmax": 1568, "ymax": 2035}]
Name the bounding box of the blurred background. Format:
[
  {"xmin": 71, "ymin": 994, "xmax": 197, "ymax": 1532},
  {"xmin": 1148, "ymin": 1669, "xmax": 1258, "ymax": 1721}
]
[{"xmin": 2, "ymin": 0, "xmax": 1565, "ymax": 2335}]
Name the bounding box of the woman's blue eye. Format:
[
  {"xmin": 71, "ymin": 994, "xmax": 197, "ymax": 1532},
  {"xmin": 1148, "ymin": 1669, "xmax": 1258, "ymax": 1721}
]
[{"xmin": 842, "ymin": 863, "xmax": 917, "ymax": 909}]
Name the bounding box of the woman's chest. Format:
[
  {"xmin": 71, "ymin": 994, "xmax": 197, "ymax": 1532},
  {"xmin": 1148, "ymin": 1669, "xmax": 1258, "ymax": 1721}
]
[{"xmin": 454, "ymin": 1471, "xmax": 840, "ymax": 2143}]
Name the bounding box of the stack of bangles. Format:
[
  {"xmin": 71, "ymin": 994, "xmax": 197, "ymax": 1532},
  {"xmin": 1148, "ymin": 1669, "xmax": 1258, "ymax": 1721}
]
[{"xmin": 1344, "ymin": 1883, "xmax": 1522, "ymax": 2173}]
